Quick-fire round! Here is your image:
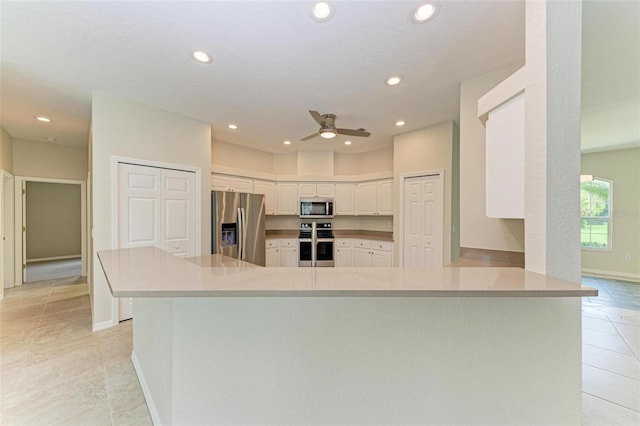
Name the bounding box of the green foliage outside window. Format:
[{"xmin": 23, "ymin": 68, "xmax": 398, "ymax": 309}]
[{"xmin": 580, "ymin": 178, "xmax": 611, "ymax": 249}]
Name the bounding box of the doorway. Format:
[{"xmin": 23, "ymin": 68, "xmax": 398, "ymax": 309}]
[
  {"xmin": 401, "ymin": 172, "xmax": 444, "ymax": 267},
  {"xmin": 15, "ymin": 177, "xmax": 87, "ymax": 285}
]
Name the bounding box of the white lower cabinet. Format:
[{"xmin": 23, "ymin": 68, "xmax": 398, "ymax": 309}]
[
  {"xmin": 335, "ymin": 239, "xmax": 353, "ymax": 267},
  {"xmin": 280, "ymin": 239, "xmax": 298, "ymax": 267},
  {"xmin": 266, "ymin": 239, "xmax": 298, "ymax": 267},
  {"xmin": 352, "ymin": 239, "xmax": 393, "ymax": 267}
]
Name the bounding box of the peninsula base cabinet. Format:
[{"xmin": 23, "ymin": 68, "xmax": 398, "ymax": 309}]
[{"xmin": 352, "ymin": 239, "xmax": 393, "ymax": 267}]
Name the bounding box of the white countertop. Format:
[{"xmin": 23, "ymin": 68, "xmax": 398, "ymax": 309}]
[{"xmin": 97, "ymin": 247, "xmax": 597, "ymax": 298}]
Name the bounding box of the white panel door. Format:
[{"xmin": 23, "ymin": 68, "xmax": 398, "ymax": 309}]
[
  {"xmin": 117, "ymin": 163, "xmax": 197, "ymax": 320},
  {"xmin": 403, "ymin": 174, "xmax": 443, "ymax": 267},
  {"xmin": 161, "ymin": 169, "xmax": 197, "ymax": 258}
]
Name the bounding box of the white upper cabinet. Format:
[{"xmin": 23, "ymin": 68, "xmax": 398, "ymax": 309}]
[
  {"xmin": 211, "ymin": 174, "xmax": 253, "ymax": 193},
  {"xmin": 298, "ymin": 183, "xmax": 335, "ymax": 198},
  {"xmin": 253, "ymin": 180, "xmax": 276, "ymax": 215},
  {"xmin": 356, "ymin": 179, "xmax": 392, "ymax": 215},
  {"xmin": 335, "ymin": 183, "xmax": 356, "ymax": 215},
  {"xmin": 276, "ymin": 183, "xmax": 298, "ymax": 215}
]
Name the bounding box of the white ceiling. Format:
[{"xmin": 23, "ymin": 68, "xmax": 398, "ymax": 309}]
[{"xmin": 0, "ymin": 1, "xmax": 637, "ymax": 155}]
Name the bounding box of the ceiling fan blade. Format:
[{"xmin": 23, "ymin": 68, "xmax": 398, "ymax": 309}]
[
  {"xmin": 309, "ymin": 111, "xmax": 325, "ymax": 126},
  {"xmin": 300, "ymin": 132, "xmax": 320, "ymax": 141},
  {"xmin": 337, "ymin": 128, "xmax": 371, "ymax": 137}
]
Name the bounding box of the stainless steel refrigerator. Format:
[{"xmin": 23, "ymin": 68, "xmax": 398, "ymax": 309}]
[{"xmin": 211, "ymin": 191, "xmax": 266, "ymax": 266}]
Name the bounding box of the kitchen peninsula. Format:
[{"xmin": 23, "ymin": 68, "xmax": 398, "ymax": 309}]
[{"xmin": 98, "ymin": 247, "xmax": 596, "ymax": 425}]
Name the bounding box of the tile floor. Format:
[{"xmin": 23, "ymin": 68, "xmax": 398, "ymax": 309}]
[{"xmin": 0, "ymin": 274, "xmax": 639, "ymax": 425}]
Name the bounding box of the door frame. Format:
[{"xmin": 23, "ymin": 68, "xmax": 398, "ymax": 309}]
[
  {"xmin": 0, "ymin": 170, "xmax": 14, "ymax": 299},
  {"xmin": 14, "ymin": 176, "xmax": 87, "ymax": 286},
  {"xmin": 111, "ymin": 156, "xmax": 202, "ymax": 321},
  {"xmin": 398, "ymin": 170, "xmax": 444, "ymax": 267}
]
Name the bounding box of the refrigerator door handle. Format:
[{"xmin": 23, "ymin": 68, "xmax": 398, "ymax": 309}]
[
  {"xmin": 241, "ymin": 207, "xmax": 248, "ymax": 261},
  {"xmin": 237, "ymin": 207, "xmax": 243, "ymax": 260},
  {"xmin": 311, "ymin": 221, "xmax": 317, "ymax": 267}
]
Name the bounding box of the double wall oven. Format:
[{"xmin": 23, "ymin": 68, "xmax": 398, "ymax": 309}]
[{"xmin": 298, "ymin": 222, "xmax": 334, "ymax": 267}]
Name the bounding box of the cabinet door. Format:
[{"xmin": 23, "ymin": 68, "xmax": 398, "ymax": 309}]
[
  {"xmin": 266, "ymin": 247, "xmax": 280, "ymax": 267},
  {"xmin": 211, "ymin": 174, "xmax": 230, "ymax": 191},
  {"xmin": 335, "ymin": 247, "xmax": 353, "ymax": 267},
  {"xmin": 230, "ymin": 177, "xmax": 253, "ymax": 193},
  {"xmin": 335, "ymin": 184, "xmax": 355, "ymax": 215},
  {"xmin": 276, "ymin": 183, "xmax": 298, "ymax": 215},
  {"xmin": 376, "ymin": 179, "xmax": 393, "ymax": 215},
  {"xmin": 316, "ymin": 183, "xmax": 335, "ymax": 198},
  {"xmin": 254, "ymin": 180, "xmax": 276, "ymax": 215},
  {"xmin": 281, "ymin": 247, "xmax": 298, "ymax": 267},
  {"xmin": 371, "ymin": 250, "xmax": 392, "ymax": 267},
  {"xmin": 352, "ymin": 248, "xmax": 371, "ymax": 267},
  {"xmin": 356, "ymin": 182, "xmax": 377, "ymax": 215},
  {"xmin": 298, "ymin": 183, "xmax": 316, "ymax": 198}
]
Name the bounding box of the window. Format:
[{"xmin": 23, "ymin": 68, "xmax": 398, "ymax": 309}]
[{"xmin": 580, "ymin": 177, "xmax": 612, "ymax": 250}]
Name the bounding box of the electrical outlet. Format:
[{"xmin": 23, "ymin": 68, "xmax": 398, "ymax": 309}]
[{"xmin": 624, "ymin": 253, "xmax": 632, "ymax": 260}]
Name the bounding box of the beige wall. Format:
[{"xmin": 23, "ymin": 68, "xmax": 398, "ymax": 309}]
[
  {"xmin": 334, "ymin": 147, "xmax": 393, "ymax": 175},
  {"xmin": 581, "ymin": 147, "xmax": 640, "ymax": 280},
  {"xmin": 13, "ymin": 139, "xmax": 87, "ymax": 181},
  {"xmin": 25, "ymin": 182, "xmax": 81, "ymax": 260},
  {"xmin": 393, "ymin": 121, "xmax": 458, "ymax": 265},
  {"xmin": 91, "ymin": 91, "xmax": 211, "ymax": 329},
  {"xmin": 212, "ymin": 140, "xmax": 273, "ymax": 173},
  {"xmin": 459, "ymin": 64, "xmax": 525, "ymax": 252},
  {"xmin": 1, "ymin": 126, "xmax": 14, "ymax": 173}
]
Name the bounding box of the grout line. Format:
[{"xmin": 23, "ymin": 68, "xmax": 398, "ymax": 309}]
[
  {"xmin": 582, "ymin": 391, "xmax": 640, "ymax": 414},
  {"xmin": 582, "ymin": 362, "xmax": 640, "ymax": 383}
]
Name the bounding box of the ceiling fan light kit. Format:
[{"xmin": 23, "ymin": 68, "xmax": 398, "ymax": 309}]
[{"xmin": 300, "ymin": 110, "xmax": 370, "ymax": 141}]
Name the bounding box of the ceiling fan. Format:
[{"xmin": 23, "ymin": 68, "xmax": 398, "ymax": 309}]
[{"xmin": 300, "ymin": 111, "xmax": 371, "ymax": 141}]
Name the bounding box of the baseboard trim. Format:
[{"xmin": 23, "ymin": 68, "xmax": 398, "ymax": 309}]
[
  {"xmin": 582, "ymin": 268, "xmax": 640, "ymax": 283},
  {"xmin": 91, "ymin": 319, "xmax": 118, "ymax": 332},
  {"xmin": 26, "ymin": 255, "xmax": 81, "ymax": 263},
  {"xmin": 131, "ymin": 351, "xmax": 162, "ymax": 426}
]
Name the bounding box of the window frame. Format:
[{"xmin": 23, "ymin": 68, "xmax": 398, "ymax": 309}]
[{"xmin": 580, "ymin": 177, "xmax": 613, "ymax": 251}]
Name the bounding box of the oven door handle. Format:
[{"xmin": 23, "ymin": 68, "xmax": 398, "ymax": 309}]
[{"xmin": 316, "ymin": 238, "xmax": 334, "ymax": 242}]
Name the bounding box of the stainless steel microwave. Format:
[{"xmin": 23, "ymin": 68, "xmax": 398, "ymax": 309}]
[{"xmin": 299, "ymin": 198, "xmax": 334, "ymax": 218}]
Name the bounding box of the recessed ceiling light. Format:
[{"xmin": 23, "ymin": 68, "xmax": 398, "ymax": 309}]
[
  {"xmin": 396, "ymin": 120, "xmax": 406, "ymax": 126},
  {"xmin": 386, "ymin": 76, "xmax": 403, "ymax": 86},
  {"xmin": 228, "ymin": 124, "xmax": 238, "ymax": 130},
  {"xmin": 34, "ymin": 116, "xmax": 52, "ymax": 122},
  {"xmin": 45, "ymin": 137, "xmax": 56, "ymax": 142},
  {"xmin": 283, "ymin": 140, "xmax": 292, "ymax": 145},
  {"xmin": 311, "ymin": 2, "xmax": 334, "ymax": 22},
  {"xmin": 344, "ymin": 140, "xmax": 352, "ymax": 145},
  {"xmin": 411, "ymin": 3, "xmax": 438, "ymax": 24},
  {"xmin": 191, "ymin": 50, "xmax": 213, "ymax": 64}
]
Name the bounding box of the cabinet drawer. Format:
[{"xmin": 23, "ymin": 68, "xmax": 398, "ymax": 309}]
[
  {"xmin": 371, "ymin": 240, "xmax": 393, "ymax": 252},
  {"xmin": 353, "ymin": 239, "xmax": 371, "ymax": 249},
  {"xmin": 265, "ymin": 239, "xmax": 280, "ymax": 249},
  {"xmin": 336, "ymin": 239, "xmax": 352, "ymax": 247},
  {"xmin": 280, "ymin": 239, "xmax": 297, "ymax": 247}
]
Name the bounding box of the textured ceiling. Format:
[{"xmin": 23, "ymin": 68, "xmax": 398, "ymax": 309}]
[{"xmin": 0, "ymin": 1, "xmax": 637, "ymax": 155}]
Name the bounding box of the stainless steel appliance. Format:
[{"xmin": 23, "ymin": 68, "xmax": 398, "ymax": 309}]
[
  {"xmin": 211, "ymin": 191, "xmax": 266, "ymax": 266},
  {"xmin": 298, "ymin": 221, "xmax": 334, "ymax": 267},
  {"xmin": 299, "ymin": 197, "xmax": 334, "ymax": 219}
]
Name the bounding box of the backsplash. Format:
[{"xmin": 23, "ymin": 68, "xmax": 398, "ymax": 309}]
[{"xmin": 266, "ymin": 215, "xmax": 392, "ymax": 232}]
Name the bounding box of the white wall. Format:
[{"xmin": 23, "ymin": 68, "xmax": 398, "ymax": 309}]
[
  {"xmin": 393, "ymin": 121, "xmax": 457, "ymax": 265},
  {"xmin": 13, "ymin": 139, "xmax": 87, "ymax": 181},
  {"xmin": 334, "ymin": 147, "xmax": 393, "ymax": 175},
  {"xmin": 91, "ymin": 92, "xmax": 211, "ymax": 330},
  {"xmin": 459, "ymin": 64, "xmax": 525, "ymax": 252}
]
